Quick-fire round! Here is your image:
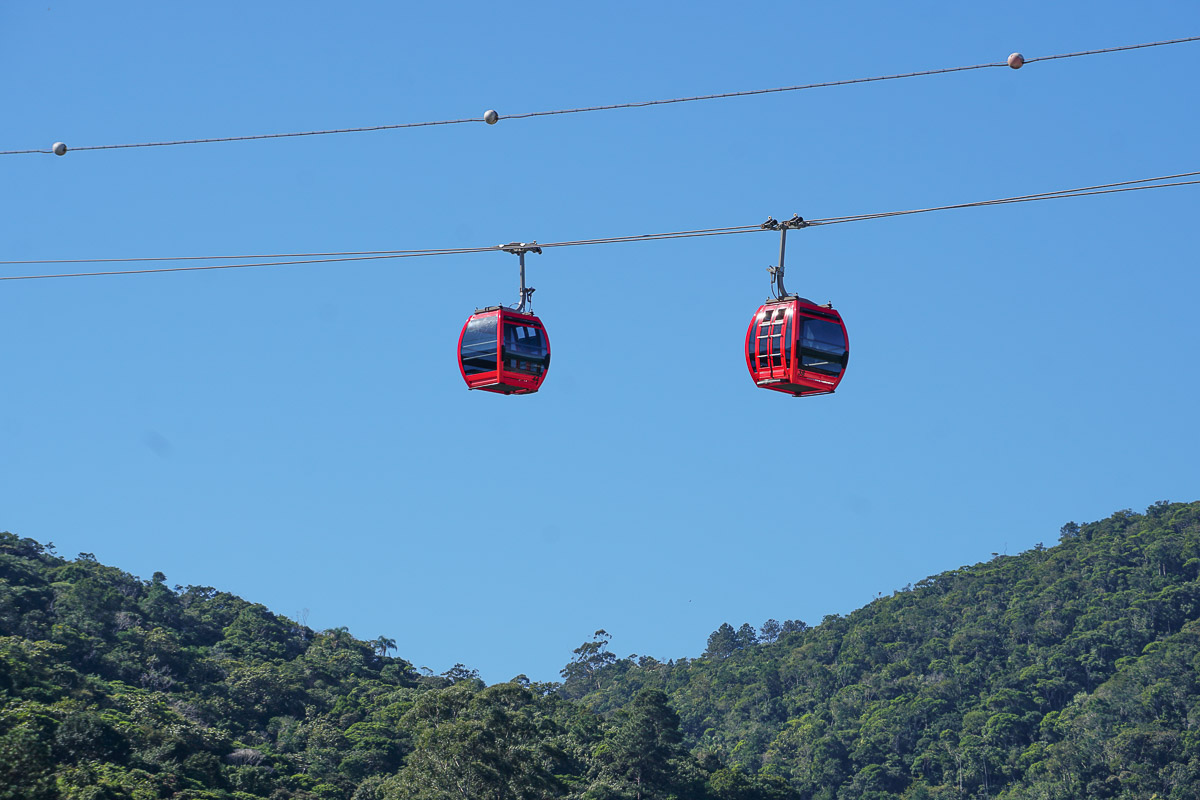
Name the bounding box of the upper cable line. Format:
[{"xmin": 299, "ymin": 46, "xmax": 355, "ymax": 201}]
[{"xmin": 2, "ymin": 36, "xmax": 1197, "ymax": 157}]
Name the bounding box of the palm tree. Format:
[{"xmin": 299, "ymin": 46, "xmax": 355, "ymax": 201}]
[{"xmin": 372, "ymin": 635, "xmax": 397, "ymax": 657}]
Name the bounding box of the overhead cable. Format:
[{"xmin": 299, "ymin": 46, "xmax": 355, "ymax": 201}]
[
  {"xmin": 0, "ymin": 225, "xmax": 758, "ymax": 267},
  {"xmin": 2, "ymin": 36, "xmax": 1197, "ymax": 157},
  {"xmin": 1, "ymin": 172, "xmax": 1196, "ymax": 282},
  {"xmin": 806, "ymin": 170, "xmax": 1200, "ymax": 226}
]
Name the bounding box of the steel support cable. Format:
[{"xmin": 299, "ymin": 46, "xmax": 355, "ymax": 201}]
[
  {"xmin": 0, "ymin": 245, "xmax": 505, "ymax": 267},
  {"xmin": 7, "ymin": 164, "xmax": 1195, "ymax": 268},
  {"xmin": 491, "ymin": 225, "xmax": 764, "ymax": 250},
  {"xmin": 1021, "ymin": 36, "xmax": 1200, "ymax": 64},
  {"xmin": 2, "ymin": 36, "xmax": 1197, "ymax": 157},
  {"xmin": 806, "ymin": 170, "xmax": 1200, "ymax": 226},
  {"xmin": 1, "ymin": 161, "xmax": 1191, "ymax": 269},
  {"xmin": 0, "ymin": 227, "xmax": 764, "ymax": 280},
  {"xmin": 4, "ymin": 173, "xmax": 1195, "ymax": 268},
  {"xmin": 5, "ymin": 167, "xmax": 1196, "ymax": 267},
  {"xmin": 0, "ymin": 118, "xmax": 480, "ymax": 156},
  {"xmin": 0, "ymin": 249, "xmax": 503, "ymax": 281},
  {"xmin": 0, "ymin": 225, "xmax": 759, "ymax": 267},
  {"xmin": 498, "ymin": 36, "xmax": 1197, "ymax": 121},
  {"xmin": 809, "ymin": 180, "xmax": 1200, "ymax": 227},
  {"xmin": 1, "ymin": 177, "xmax": 1196, "ymax": 281}
]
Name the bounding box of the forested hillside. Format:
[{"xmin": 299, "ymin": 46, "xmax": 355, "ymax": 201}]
[
  {"xmin": 562, "ymin": 501, "xmax": 1200, "ymax": 799},
  {"xmin": 2, "ymin": 501, "xmax": 1198, "ymax": 799},
  {"xmin": 0, "ymin": 535, "xmax": 787, "ymax": 800}
]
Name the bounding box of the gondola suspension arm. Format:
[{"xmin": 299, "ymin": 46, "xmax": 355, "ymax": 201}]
[
  {"xmin": 500, "ymin": 241, "xmax": 542, "ymax": 313},
  {"xmin": 761, "ymin": 214, "xmax": 808, "ymax": 299}
]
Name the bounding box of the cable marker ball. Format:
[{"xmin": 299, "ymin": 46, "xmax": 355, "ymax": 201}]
[
  {"xmin": 52, "ymin": 142, "xmax": 68, "ymax": 156},
  {"xmin": 484, "ymin": 109, "xmax": 499, "ymax": 125},
  {"xmin": 1007, "ymin": 53, "xmax": 1025, "ymax": 69}
]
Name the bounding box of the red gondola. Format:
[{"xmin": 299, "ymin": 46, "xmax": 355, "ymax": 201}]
[
  {"xmin": 745, "ymin": 297, "xmax": 848, "ymax": 396},
  {"xmin": 457, "ymin": 242, "xmax": 551, "ymax": 395},
  {"xmin": 458, "ymin": 306, "xmax": 550, "ymax": 394},
  {"xmin": 746, "ymin": 215, "xmax": 849, "ymax": 397}
]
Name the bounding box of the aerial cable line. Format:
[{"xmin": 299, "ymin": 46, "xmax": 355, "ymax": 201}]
[
  {"xmin": 0, "ymin": 225, "xmax": 758, "ymax": 267},
  {"xmin": 2, "ymin": 172, "xmax": 1196, "ymax": 282},
  {"xmin": 2, "ymin": 170, "xmax": 1193, "ymax": 270},
  {"xmin": 806, "ymin": 170, "xmax": 1200, "ymax": 226},
  {"xmin": 2, "ymin": 36, "xmax": 1197, "ymax": 157},
  {"xmin": 0, "ymin": 245, "xmax": 507, "ymax": 267},
  {"xmin": 0, "ymin": 251, "xmax": 494, "ymax": 281},
  {"xmin": 808, "ymin": 181, "xmax": 1200, "ymax": 226},
  {"xmin": 0, "ymin": 228, "xmax": 768, "ymax": 281}
]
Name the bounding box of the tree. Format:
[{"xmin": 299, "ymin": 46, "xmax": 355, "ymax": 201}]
[
  {"xmin": 592, "ymin": 689, "xmax": 689, "ymax": 800},
  {"xmin": 760, "ymin": 619, "xmax": 782, "ymax": 643},
  {"xmin": 736, "ymin": 623, "xmax": 759, "ymax": 649},
  {"xmin": 562, "ymin": 630, "xmax": 617, "ymax": 691},
  {"xmin": 390, "ymin": 682, "xmax": 563, "ymax": 800},
  {"xmin": 705, "ymin": 623, "xmax": 737, "ymax": 659},
  {"xmin": 54, "ymin": 710, "xmax": 127, "ymax": 763},
  {"xmin": 222, "ymin": 605, "xmax": 294, "ymax": 660},
  {"xmin": 373, "ymin": 636, "xmax": 397, "ymax": 657},
  {"xmin": 442, "ymin": 663, "xmax": 481, "ymax": 685},
  {"xmin": 323, "ymin": 626, "xmax": 353, "ymax": 649},
  {"xmin": 0, "ymin": 721, "xmax": 56, "ymax": 800}
]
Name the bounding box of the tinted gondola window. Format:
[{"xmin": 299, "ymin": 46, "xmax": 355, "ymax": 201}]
[
  {"xmin": 799, "ymin": 318, "xmax": 847, "ymax": 375},
  {"xmin": 502, "ymin": 323, "xmax": 548, "ymax": 376},
  {"xmin": 461, "ymin": 316, "xmax": 498, "ymax": 375}
]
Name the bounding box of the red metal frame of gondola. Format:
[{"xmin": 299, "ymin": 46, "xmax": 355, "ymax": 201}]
[
  {"xmin": 457, "ymin": 306, "xmax": 551, "ymax": 395},
  {"xmin": 745, "ymin": 297, "xmax": 849, "ymax": 398}
]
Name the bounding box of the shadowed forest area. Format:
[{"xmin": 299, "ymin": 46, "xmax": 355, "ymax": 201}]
[{"xmin": 2, "ymin": 501, "xmax": 1198, "ymax": 799}]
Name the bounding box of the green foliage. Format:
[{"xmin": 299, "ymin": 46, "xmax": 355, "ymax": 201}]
[
  {"xmin": 586, "ymin": 688, "xmax": 694, "ymax": 799},
  {"xmin": 388, "ymin": 681, "xmax": 565, "ymax": 799},
  {"xmin": 1, "ymin": 531, "xmax": 756, "ymax": 800},
  {"xmin": 567, "ymin": 501, "xmax": 1200, "ymax": 799},
  {"xmin": 2, "ymin": 501, "xmax": 1198, "ymax": 799},
  {"xmin": 0, "ymin": 710, "xmax": 56, "ymax": 800}
]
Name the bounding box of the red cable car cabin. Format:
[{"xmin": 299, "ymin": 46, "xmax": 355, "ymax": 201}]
[
  {"xmin": 458, "ymin": 307, "xmax": 550, "ymax": 395},
  {"xmin": 745, "ymin": 297, "xmax": 849, "ymax": 397}
]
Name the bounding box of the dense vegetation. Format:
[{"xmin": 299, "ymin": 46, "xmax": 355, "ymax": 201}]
[
  {"xmin": 0, "ymin": 537, "xmax": 786, "ymax": 800},
  {"xmin": 562, "ymin": 501, "xmax": 1200, "ymax": 799},
  {"xmin": 2, "ymin": 501, "xmax": 1198, "ymax": 799}
]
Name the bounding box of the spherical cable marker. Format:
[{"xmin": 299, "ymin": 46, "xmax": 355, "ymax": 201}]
[
  {"xmin": 52, "ymin": 142, "xmax": 68, "ymax": 156},
  {"xmin": 484, "ymin": 110, "xmax": 499, "ymax": 125},
  {"xmin": 1008, "ymin": 53, "xmax": 1025, "ymax": 69}
]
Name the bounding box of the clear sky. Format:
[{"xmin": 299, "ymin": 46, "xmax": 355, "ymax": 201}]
[{"xmin": 2, "ymin": 1, "xmax": 1198, "ymax": 684}]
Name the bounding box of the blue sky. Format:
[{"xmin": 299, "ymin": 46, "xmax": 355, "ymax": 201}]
[{"xmin": 2, "ymin": 2, "xmax": 1198, "ymax": 683}]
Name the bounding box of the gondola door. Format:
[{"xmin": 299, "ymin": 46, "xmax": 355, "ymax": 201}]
[{"xmin": 750, "ymin": 303, "xmax": 792, "ymax": 384}]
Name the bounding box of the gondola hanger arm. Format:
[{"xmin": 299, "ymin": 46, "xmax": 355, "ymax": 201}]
[
  {"xmin": 761, "ymin": 215, "xmax": 807, "ymax": 299},
  {"xmin": 500, "ymin": 241, "xmax": 541, "ymax": 313}
]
